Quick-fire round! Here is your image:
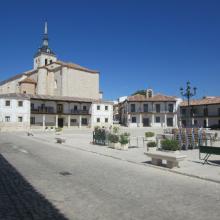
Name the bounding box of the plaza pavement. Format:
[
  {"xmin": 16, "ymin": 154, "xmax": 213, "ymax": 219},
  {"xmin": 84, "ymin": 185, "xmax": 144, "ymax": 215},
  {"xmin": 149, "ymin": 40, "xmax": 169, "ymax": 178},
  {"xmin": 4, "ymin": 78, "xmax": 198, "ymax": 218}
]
[
  {"xmin": 20, "ymin": 127, "xmax": 220, "ymax": 183},
  {"xmin": 0, "ymin": 131, "xmax": 220, "ymax": 220}
]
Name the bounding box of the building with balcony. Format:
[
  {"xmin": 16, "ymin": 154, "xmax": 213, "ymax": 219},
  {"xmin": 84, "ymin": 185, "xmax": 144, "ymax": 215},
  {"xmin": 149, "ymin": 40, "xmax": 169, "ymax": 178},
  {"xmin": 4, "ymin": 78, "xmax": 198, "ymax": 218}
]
[
  {"xmin": 0, "ymin": 22, "xmax": 113, "ymax": 131},
  {"xmin": 180, "ymin": 96, "xmax": 220, "ymax": 128},
  {"xmin": 120, "ymin": 89, "xmax": 179, "ymax": 128},
  {"xmin": 0, "ymin": 93, "xmax": 113, "ymax": 130}
]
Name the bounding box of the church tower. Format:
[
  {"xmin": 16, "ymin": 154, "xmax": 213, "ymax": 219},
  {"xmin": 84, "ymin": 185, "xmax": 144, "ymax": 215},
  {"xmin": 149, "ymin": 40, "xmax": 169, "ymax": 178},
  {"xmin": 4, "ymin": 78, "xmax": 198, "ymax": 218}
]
[{"xmin": 33, "ymin": 22, "xmax": 57, "ymax": 69}]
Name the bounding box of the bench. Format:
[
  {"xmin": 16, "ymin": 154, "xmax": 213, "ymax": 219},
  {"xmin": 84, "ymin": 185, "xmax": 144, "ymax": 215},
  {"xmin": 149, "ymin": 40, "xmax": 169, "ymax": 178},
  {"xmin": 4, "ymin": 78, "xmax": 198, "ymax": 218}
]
[
  {"xmin": 199, "ymin": 145, "xmax": 220, "ymax": 164},
  {"xmin": 145, "ymin": 151, "xmax": 187, "ymax": 169},
  {"xmin": 55, "ymin": 137, "xmax": 66, "ymax": 144},
  {"xmin": 27, "ymin": 132, "xmax": 34, "ymax": 136}
]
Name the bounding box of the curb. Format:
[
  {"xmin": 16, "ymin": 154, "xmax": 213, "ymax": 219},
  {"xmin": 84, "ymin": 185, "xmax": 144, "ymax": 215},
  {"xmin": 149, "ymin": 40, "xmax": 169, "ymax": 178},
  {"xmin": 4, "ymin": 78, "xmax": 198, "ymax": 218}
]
[{"xmin": 20, "ymin": 134, "xmax": 220, "ymax": 185}]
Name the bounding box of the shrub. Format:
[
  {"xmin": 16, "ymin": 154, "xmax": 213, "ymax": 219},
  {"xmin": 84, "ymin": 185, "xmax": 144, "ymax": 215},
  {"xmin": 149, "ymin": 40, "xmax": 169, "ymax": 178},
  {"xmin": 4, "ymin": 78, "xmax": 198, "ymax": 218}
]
[
  {"xmin": 147, "ymin": 141, "xmax": 157, "ymax": 148},
  {"xmin": 123, "ymin": 132, "xmax": 130, "ymax": 137},
  {"xmin": 145, "ymin": 132, "xmax": 155, "ymax": 138},
  {"xmin": 113, "ymin": 126, "xmax": 119, "ymax": 134},
  {"xmin": 94, "ymin": 127, "xmax": 106, "ymax": 142},
  {"xmin": 119, "ymin": 134, "xmax": 129, "ymax": 145},
  {"xmin": 161, "ymin": 139, "xmax": 179, "ymax": 151},
  {"xmin": 108, "ymin": 134, "xmax": 119, "ymax": 143},
  {"xmin": 55, "ymin": 127, "xmax": 62, "ymax": 132}
]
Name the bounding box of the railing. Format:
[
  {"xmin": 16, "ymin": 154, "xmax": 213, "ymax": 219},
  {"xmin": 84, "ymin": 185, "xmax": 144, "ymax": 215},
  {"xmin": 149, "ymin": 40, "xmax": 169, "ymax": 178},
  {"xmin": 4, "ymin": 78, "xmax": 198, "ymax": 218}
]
[
  {"xmin": 128, "ymin": 110, "xmax": 176, "ymax": 113},
  {"xmin": 31, "ymin": 107, "xmax": 54, "ymax": 114},
  {"xmin": 31, "ymin": 108, "xmax": 90, "ymax": 115},
  {"xmin": 70, "ymin": 110, "xmax": 90, "ymax": 115}
]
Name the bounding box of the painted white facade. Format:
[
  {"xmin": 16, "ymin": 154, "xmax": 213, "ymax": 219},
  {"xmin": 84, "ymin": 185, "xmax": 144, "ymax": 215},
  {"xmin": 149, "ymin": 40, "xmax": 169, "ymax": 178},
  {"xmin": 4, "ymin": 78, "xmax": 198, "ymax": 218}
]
[
  {"xmin": 0, "ymin": 96, "xmax": 30, "ymax": 131},
  {"xmin": 91, "ymin": 102, "xmax": 113, "ymax": 127}
]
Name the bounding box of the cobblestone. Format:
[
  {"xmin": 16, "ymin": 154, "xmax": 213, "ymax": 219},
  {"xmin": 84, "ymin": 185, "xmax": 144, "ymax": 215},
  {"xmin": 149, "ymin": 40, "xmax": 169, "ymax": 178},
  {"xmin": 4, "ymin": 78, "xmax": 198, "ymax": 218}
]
[{"xmin": 0, "ymin": 154, "xmax": 68, "ymax": 220}]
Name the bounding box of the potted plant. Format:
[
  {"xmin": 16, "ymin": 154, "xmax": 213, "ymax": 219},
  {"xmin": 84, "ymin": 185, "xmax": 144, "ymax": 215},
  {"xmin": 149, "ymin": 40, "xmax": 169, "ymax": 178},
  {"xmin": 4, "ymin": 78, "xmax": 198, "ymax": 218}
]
[
  {"xmin": 55, "ymin": 127, "xmax": 63, "ymax": 135},
  {"xmin": 145, "ymin": 132, "xmax": 155, "ymax": 140},
  {"xmin": 119, "ymin": 133, "xmax": 130, "ymax": 150},
  {"xmin": 108, "ymin": 133, "xmax": 120, "ymax": 149},
  {"xmin": 147, "ymin": 141, "xmax": 157, "ymax": 151},
  {"xmin": 161, "ymin": 139, "xmax": 179, "ymax": 152}
]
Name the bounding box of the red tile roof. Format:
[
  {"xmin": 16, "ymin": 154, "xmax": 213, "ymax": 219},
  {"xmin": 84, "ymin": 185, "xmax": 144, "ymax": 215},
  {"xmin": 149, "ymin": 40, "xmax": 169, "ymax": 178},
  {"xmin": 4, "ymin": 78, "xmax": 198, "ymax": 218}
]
[
  {"xmin": 180, "ymin": 97, "xmax": 220, "ymax": 106},
  {"xmin": 127, "ymin": 94, "xmax": 176, "ymax": 102}
]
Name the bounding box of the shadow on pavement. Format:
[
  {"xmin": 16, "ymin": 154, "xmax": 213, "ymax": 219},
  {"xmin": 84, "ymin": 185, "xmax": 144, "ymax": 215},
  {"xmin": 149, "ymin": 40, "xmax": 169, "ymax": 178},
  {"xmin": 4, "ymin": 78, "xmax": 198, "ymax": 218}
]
[{"xmin": 0, "ymin": 154, "xmax": 69, "ymax": 220}]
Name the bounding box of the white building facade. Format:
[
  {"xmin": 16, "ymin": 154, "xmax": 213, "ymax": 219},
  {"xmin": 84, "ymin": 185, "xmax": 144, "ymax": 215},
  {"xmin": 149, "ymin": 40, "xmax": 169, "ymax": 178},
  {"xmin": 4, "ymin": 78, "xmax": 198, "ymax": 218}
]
[
  {"xmin": 0, "ymin": 94, "xmax": 30, "ymax": 131},
  {"xmin": 120, "ymin": 89, "xmax": 178, "ymax": 128},
  {"xmin": 91, "ymin": 101, "xmax": 114, "ymax": 127}
]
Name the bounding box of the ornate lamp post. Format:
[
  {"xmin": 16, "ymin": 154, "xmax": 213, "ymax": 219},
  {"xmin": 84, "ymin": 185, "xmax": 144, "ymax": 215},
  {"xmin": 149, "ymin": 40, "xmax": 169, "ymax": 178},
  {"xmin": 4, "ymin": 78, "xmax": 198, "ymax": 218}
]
[{"xmin": 180, "ymin": 81, "xmax": 197, "ymax": 127}]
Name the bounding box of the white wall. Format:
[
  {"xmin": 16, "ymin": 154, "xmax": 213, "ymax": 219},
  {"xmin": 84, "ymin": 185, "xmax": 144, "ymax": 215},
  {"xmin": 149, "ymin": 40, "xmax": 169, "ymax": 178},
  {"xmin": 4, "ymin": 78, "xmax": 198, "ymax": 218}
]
[
  {"xmin": 91, "ymin": 103, "xmax": 113, "ymax": 127},
  {"xmin": 0, "ymin": 97, "xmax": 30, "ymax": 131}
]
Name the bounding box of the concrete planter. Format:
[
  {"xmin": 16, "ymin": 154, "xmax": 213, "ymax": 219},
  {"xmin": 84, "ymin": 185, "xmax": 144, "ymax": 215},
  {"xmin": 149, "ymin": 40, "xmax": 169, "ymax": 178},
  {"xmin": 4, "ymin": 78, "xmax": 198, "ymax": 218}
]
[
  {"xmin": 120, "ymin": 144, "xmax": 129, "ymax": 150},
  {"xmin": 108, "ymin": 142, "xmax": 121, "ymax": 149}
]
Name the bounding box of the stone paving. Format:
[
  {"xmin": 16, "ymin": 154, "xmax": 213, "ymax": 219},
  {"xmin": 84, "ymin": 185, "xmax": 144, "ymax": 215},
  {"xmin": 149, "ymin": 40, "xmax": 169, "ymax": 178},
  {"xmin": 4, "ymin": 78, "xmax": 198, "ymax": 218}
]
[
  {"xmin": 0, "ymin": 154, "xmax": 68, "ymax": 220},
  {"xmin": 21, "ymin": 127, "xmax": 220, "ymax": 183}
]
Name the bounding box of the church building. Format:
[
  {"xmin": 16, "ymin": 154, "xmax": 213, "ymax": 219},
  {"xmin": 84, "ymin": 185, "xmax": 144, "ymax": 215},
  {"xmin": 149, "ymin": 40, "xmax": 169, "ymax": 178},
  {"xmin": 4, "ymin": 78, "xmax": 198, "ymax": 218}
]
[{"xmin": 0, "ymin": 23, "xmax": 113, "ymax": 131}]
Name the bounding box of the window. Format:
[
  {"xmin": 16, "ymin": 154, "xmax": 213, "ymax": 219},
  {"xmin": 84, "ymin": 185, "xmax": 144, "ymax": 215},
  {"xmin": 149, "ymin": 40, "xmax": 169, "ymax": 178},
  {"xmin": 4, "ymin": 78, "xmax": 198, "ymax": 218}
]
[
  {"xmin": 218, "ymin": 108, "xmax": 220, "ymax": 116},
  {"xmin": 18, "ymin": 117, "xmax": 23, "ymax": 122},
  {"xmin": 83, "ymin": 106, "xmax": 87, "ymax": 111},
  {"xmin": 167, "ymin": 118, "xmax": 173, "ymax": 127},
  {"xmin": 71, "ymin": 119, "xmax": 77, "ymax": 123},
  {"xmin": 45, "ymin": 59, "xmax": 48, "ymax": 65},
  {"xmin": 30, "ymin": 117, "xmax": 35, "ymax": 125},
  {"xmin": 97, "ymin": 118, "xmax": 100, "ymax": 123},
  {"xmin": 143, "ymin": 104, "xmax": 148, "ymax": 112},
  {"xmin": 156, "ymin": 116, "xmax": 160, "ymax": 123},
  {"xmin": 105, "ymin": 118, "xmax": 108, "ymax": 123},
  {"xmin": 194, "ymin": 120, "xmax": 198, "ymax": 126},
  {"xmin": 168, "ymin": 104, "xmax": 173, "ymax": 112},
  {"xmin": 50, "ymin": 60, "xmax": 53, "ymax": 64},
  {"xmin": 131, "ymin": 117, "xmax": 136, "ymax": 123},
  {"xmin": 82, "ymin": 118, "xmax": 88, "ymax": 125},
  {"xmin": 105, "ymin": 106, "xmax": 108, "ymax": 111},
  {"xmin": 181, "ymin": 108, "xmax": 186, "ymax": 115},
  {"xmin": 74, "ymin": 105, "xmax": 78, "ymax": 111},
  {"xmin": 131, "ymin": 104, "xmax": 136, "ymax": 112},
  {"xmin": 97, "ymin": 105, "xmax": 100, "ymax": 110},
  {"xmin": 5, "ymin": 116, "xmax": 10, "ymax": 122},
  {"xmin": 18, "ymin": 101, "xmax": 23, "ymax": 107},
  {"xmin": 155, "ymin": 104, "xmax": 160, "ymax": 113},
  {"xmin": 204, "ymin": 108, "xmax": 208, "ymax": 116},
  {"xmin": 5, "ymin": 100, "xmax": 10, "ymax": 106},
  {"xmin": 31, "ymin": 103, "xmax": 34, "ymax": 110}
]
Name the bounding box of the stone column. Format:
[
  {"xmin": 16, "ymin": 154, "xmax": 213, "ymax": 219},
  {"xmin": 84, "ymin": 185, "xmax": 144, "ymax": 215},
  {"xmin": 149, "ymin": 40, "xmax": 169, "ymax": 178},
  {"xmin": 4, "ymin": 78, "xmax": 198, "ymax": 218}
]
[
  {"xmin": 151, "ymin": 114, "xmax": 154, "ymax": 127},
  {"xmin": 206, "ymin": 117, "xmax": 209, "ymax": 127},
  {"xmin": 79, "ymin": 115, "xmax": 82, "ymax": 128},
  {"xmin": 164, "ymin": 114, "xmax": 167, "ymax": 128},
  {"xmin": 43, "ymin": 114, "xmax": 45, "ymax": 130},
  {"xmin": 139, "ymin": 114, "xmax": 143, "ymax": 127},
  {"xmin": 55, "ymin": 115, "xmax": 58, "ymax": 128},
  {"xmin": 68, "ymin": 115, "xmax": 71, "ymax": 128}
]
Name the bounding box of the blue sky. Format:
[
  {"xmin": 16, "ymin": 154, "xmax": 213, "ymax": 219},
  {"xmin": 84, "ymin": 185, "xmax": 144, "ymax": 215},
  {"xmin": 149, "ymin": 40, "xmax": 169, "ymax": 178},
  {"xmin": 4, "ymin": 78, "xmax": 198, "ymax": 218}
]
[{"xmin": 0, "ymin": 0, "xmax": 219, "ymax": 100}]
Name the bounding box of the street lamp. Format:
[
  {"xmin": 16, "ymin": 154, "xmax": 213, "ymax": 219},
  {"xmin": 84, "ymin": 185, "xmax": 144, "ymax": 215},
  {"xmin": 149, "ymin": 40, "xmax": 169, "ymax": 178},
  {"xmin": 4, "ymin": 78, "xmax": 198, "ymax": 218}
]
[{"xmin": 180, "ymin": 81, "xmax": 197, "ymax": 127}]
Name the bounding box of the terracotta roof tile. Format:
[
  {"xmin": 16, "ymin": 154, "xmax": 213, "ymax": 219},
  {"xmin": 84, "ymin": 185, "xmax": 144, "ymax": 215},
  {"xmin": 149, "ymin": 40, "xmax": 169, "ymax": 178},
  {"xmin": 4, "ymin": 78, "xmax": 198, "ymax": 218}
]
[
  {"xmin": 127, "ymin": 94, "xmax": 176, "ymax": 102},
  {"xmin": 180, "ymin": 97, "xmax": 220, "ymax": 106}
]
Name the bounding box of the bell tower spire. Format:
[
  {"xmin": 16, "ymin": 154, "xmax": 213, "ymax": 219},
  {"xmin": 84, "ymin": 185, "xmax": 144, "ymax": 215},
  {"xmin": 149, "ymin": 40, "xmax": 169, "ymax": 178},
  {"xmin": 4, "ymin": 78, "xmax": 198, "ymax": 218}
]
[
  {"xmin": 42, "ymin": 21, "xmax": 49, "ymax": 47},
  {"xmin": 33, "ymin": 22, "xmax": 57, "ymax": 69}
]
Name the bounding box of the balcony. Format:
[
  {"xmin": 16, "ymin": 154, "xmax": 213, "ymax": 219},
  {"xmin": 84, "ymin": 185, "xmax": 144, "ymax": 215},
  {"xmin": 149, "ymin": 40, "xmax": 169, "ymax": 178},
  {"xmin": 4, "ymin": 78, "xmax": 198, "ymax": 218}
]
[
  {"xmin": 31, "ymin": 107, "xmax": 55, "ymax": 114},
  {"xmin": 31, "ymin": 107, "xmax": 90, "ymax": 115},
  {"xmin": 70, "ymin": 109, "xmax": 90, "ymax": 115}
]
